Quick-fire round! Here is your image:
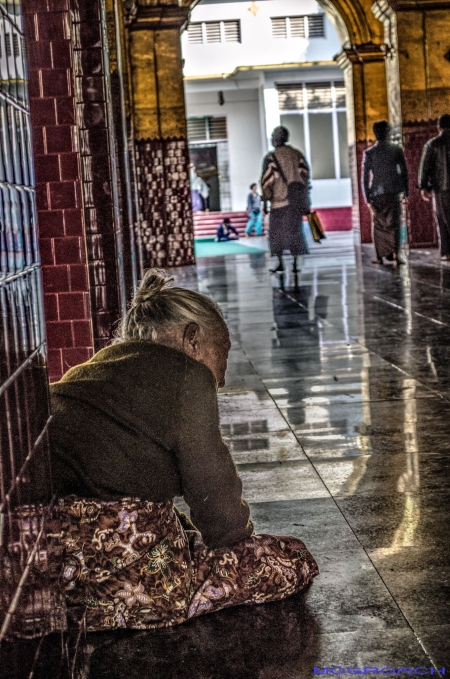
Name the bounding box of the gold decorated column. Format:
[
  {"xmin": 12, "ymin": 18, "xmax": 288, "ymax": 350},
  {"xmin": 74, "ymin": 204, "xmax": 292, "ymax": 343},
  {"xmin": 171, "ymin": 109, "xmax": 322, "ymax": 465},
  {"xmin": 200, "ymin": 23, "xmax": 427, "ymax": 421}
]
[
  {"xmin": 374, "ymin": 0, "xmax": 450, "ymax": 248},
  {"xmin": 126, "ymin": 2, "xmax": 194, "ymax": 267},
  {"xmin": 336, "ymin": 44, "xmax": 389, "ymax": 242}
]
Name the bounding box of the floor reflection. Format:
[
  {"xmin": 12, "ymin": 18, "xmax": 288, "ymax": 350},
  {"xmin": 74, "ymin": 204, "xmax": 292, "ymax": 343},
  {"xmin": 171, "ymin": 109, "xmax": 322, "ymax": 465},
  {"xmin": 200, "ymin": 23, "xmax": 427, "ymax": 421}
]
[{"xmin": 13, "ymin": 232, "xmax": 449, "ymax": 676}]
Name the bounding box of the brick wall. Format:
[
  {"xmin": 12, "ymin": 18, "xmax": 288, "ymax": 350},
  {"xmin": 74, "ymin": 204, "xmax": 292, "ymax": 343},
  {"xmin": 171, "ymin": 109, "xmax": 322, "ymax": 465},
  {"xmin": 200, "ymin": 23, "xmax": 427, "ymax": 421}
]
[{"xmin": 23, "ymin": 0, "xmax": 94, "ymax": 381}]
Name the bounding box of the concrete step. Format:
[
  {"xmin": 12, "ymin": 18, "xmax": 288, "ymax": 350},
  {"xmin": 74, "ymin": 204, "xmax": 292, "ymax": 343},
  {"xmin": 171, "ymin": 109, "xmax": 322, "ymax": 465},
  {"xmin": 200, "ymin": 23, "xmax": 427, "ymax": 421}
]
[{"xmin": 193, "ymin": 207, "xmax": 353, "ymax": 238}]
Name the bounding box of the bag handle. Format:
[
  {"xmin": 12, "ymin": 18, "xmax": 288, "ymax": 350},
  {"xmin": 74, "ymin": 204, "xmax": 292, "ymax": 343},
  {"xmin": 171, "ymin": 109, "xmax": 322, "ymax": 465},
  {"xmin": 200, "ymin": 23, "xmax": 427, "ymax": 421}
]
[{"xmin": 271, "ymin": 152, "xmax": 288, "ymax": 185}]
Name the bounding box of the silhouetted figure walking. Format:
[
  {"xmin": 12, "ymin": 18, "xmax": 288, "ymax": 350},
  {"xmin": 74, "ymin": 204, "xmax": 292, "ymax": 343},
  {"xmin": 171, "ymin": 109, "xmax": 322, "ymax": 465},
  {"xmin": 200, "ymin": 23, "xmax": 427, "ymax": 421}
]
[
  {"xmin": 419, "ymin": 113, "xmax": 450, "ymax": 261},
  {"xmin": 362, "ymin": 120, "xmax": 409, "ymax": 266}
]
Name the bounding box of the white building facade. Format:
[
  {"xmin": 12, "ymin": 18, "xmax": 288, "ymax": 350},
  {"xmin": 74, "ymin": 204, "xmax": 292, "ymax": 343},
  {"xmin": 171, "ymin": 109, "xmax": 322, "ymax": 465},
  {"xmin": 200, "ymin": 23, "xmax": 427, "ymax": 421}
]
[{"xmin": 182, "ymin": 0, "xmax": 352, "ymax": 215}]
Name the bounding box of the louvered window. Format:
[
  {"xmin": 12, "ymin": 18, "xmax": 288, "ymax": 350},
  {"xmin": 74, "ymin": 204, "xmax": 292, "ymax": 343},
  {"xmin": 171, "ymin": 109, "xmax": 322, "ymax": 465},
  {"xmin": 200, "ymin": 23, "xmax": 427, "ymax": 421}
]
[
  {"xmin": 278, "ymin": 85, "xmax": 304, "ymax": 111},
  {"xmin": 271, "ymin": 17, "xmax": 287, "ymax": 39},
  {"xmin": 187, "ymin": 23, "xmax": 203, "ymax": 44},
  {"xmin": 187, "ymin": 20, "xmax": 241, "ymax": 44},
  {"xmin": 277, "ymin": 82, "xmax": 344, "ymax": 111},
  {"xmin": 307, "ymin": 14, "xmax": 325, "ymax": 37},
  {"xmin": 224, "ymin": 20, "xmax": 240, "ymax": 43},
  {"xmin": 334, "ymin": 81, "xmax": 346, "ymax": 107},
  {"xmin": 188, "ymin": 117, "xmax": 227, "ymax": 142},
  {"xmin": 277, "ymin": 80, "xmax": 348, "ymax": 180},
  {"xmin": 290, "ymin": 16, "xmax": 305, "ymax": 38},
  {"xmin": 271, "ymin": 14, "xmax": 324, "ymax": 39},
  {"xmin": 12, "ymin": 33, "xmax": 20, "ymax": 57},
  {"xmin": 205, "ymin": 22, "xmax": 221, "ymax": 43},
  {"xmin": 209, "ymin": 117, "xmax": 227, "ymax": 140},
  {"xmin": 5, "ymin": 33, "xmax": 11, "ymax": 56},
  {"xmin": 187, "ymin": 118, "xmax": 208, "ymax": 141},
  {"xmin": 306, "ymin": 82, "xmax": 332, "ymax": 109}
]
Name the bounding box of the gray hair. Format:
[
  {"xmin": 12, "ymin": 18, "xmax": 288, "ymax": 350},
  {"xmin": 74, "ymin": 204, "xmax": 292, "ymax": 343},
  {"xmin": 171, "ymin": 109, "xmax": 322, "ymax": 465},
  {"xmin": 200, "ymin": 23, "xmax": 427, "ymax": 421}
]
[{"xmin": 113, "ymin": 268, "xmax": 225, "ymax": 344}]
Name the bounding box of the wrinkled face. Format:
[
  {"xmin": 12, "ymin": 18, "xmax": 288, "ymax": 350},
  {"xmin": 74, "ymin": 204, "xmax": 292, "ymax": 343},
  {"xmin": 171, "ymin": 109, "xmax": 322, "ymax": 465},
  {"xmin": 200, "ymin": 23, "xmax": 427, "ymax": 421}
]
[{"xmin": 198, "ymin": 323, "xmax": 231, "ymax": 388}]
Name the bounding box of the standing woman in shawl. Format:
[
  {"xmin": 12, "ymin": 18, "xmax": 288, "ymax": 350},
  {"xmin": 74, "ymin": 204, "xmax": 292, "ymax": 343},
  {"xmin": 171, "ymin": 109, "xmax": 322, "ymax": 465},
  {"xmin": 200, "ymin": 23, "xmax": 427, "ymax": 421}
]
[{"xmin": 261, "ymin": 126, "xmax": 311, "ymax": 273}]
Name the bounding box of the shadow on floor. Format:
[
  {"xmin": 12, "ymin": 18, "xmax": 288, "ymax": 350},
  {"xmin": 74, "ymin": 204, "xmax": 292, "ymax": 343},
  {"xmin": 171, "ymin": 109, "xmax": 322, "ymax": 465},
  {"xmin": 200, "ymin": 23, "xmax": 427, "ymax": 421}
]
[
  {"xmin": 85, "ymin": 590, "xmax": 321, "ymax": 679},
  {"xmin": 1, "ymin": 590, "xmax": 321, "ymax": 678}
]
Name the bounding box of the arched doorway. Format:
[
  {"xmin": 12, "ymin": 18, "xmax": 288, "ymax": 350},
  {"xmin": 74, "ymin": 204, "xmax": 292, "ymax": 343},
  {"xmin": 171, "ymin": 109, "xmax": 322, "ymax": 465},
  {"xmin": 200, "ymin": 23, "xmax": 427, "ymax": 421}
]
[
  {"xmin": 125, "ymin": 0, "xmax": 446, "ymax": 262},
  {"xmin": 181, "ymin": 0, "xmax": 389, "ymax": 243},
  {"xmin": 125, "ymin": 0, "xmax": 391, "ymax": 256}
]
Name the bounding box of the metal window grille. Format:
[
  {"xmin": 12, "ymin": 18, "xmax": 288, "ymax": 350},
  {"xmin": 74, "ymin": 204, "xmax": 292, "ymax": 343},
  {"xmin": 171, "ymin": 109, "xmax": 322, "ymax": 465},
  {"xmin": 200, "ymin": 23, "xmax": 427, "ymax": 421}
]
[
  {"xmin": 187, "ymin": 117, "xmax": 227, "ymax": 142},
  {"xmin": 187, "ymin": 22, "xmax": 203, "ymax": 44},
  {"xmin": 271, "ymin": 17, "xmax": 287, "ymax": 39},
  {"xmin": 277, "ymin": 84, "xmax": 304, "ymax": 111},
  {"xmin": 307, "ymin": 14, "xmax": 325, "ymax": 37},
  {"xmin": 289, "ymin": 16, "xmax": 306, "ymax": 38},
  {"xmin": 0, "ymin": 0, "xmax": 57, "ymax": 650},
  {"xmin": 205, "ymin": 21, "xmax": 221, "ymax": 43}
]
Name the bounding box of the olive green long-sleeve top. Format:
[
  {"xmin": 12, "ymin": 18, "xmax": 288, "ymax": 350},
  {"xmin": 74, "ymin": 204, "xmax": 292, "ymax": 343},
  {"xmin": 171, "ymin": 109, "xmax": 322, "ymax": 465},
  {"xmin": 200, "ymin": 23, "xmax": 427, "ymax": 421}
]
[{"xmin": 49, "ymin": 341, "xmax": 253, "ymax": 550}]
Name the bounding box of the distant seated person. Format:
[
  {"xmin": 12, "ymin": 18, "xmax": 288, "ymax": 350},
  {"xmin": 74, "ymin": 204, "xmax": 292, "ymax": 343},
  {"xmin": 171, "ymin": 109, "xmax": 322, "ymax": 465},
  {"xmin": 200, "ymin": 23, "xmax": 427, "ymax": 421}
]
[
  {"xmin": 48, "ymin": 269, "xmax": 318, "ymax": 633},
  {"xmin": 216, "ymin": 217, "xmax": 239, "ymax": 241}
]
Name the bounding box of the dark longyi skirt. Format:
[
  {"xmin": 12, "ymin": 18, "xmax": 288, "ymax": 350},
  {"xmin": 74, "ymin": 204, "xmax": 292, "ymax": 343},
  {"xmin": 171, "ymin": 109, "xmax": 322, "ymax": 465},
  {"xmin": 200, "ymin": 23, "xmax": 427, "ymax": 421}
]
[
  {"xmin": 371, "ymin": 194, "xmax": 401, "ymax": 259},
  {"xmin": 269, "ymin": 206, "xmax": 308, "ymax": 257}
]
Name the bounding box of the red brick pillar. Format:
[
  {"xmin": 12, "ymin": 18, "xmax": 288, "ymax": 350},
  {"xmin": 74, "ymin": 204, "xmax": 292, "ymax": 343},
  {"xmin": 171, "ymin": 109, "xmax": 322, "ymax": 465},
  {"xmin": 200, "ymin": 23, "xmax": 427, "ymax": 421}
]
[{"xmin": 23, "ymin": 0, "xmax": 94, "ymax": 381}]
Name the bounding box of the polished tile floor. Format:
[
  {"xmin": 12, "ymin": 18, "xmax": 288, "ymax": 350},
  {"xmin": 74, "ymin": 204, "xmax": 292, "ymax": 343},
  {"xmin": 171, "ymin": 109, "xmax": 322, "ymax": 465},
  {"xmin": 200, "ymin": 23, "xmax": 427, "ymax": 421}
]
[{"xmin": 15, "ymin": 233, "xmax": 450, "ymax": 678}]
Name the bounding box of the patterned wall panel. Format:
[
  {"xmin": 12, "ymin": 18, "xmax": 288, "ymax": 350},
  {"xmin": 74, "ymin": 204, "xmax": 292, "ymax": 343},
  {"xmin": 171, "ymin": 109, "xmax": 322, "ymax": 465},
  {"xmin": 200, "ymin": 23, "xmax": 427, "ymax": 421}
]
[
  {"xmin": 0, "ymin": 0, "xmax": 62, "ymax": 651},
  {"xmin": 136, "ymin": 139, "xmax": 194, "ymax": 268}
]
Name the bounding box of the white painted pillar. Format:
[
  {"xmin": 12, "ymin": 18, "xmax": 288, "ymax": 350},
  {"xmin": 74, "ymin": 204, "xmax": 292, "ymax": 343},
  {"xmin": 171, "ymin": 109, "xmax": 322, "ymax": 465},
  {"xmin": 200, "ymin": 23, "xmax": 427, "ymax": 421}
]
[{"xmin": 263, "ymin": 81, "xmax": 280, "ymax": 148}]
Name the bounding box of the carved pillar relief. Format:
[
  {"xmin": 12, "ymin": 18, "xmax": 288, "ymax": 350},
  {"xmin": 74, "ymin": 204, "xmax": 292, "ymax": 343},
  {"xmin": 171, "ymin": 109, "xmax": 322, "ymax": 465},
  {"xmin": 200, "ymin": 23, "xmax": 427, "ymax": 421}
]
[{"xmin": 72, "ymin": 0, "xmax": 128, "ymax": 349}]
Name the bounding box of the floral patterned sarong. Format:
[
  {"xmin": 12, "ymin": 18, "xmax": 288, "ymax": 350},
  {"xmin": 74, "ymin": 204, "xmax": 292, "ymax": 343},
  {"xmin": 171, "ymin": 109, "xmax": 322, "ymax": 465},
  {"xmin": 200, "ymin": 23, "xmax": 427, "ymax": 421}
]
[{"xmin": 58, "ymin": 496, "xmax": 319, "ymax": 632}]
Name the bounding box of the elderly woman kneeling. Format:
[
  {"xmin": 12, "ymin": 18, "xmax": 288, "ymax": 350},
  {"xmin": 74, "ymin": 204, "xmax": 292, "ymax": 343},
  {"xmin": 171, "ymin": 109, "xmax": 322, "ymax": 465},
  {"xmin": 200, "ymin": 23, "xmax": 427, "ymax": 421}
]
[{"xmin": 50, "ymin": 269, "xmax": 318, "ymax": 631}]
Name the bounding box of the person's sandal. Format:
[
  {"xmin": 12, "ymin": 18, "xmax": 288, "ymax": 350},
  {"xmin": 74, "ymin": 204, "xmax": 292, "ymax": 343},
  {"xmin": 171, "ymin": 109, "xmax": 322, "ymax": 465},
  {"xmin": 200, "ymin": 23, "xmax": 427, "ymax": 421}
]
[
  {"xmin": 372, "ymin": 258, "xmax": 383, "ymax": 265},
  {"xmin": 270, "ymin": 264, "xmax": 284, "ymax": 273}
]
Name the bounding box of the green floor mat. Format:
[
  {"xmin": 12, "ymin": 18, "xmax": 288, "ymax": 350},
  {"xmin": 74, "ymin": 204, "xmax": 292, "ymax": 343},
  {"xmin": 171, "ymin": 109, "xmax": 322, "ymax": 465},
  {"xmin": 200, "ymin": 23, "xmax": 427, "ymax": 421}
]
[{"xmin": 194, "ymin": 238, "xmax": 266, "ymax": 258}]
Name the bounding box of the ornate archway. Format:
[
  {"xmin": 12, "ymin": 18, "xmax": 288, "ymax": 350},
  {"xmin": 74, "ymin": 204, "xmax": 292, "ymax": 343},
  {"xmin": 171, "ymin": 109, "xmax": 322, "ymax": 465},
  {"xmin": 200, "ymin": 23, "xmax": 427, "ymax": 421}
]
[{"xmin": 121, "ymin": 0, "xmax": 448, "ymax": 261}]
